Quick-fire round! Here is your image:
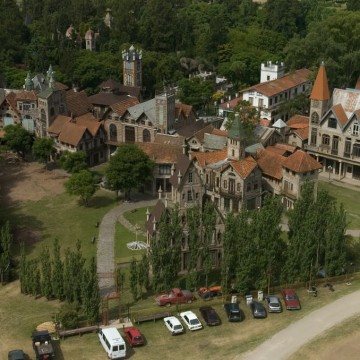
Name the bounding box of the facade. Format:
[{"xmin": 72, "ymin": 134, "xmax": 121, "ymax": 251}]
[
  {"xmin": 241, "ymin": 66, "xmax": 312, "ymax": 123},
  {"xmin": 305, "ymin": 63, "xmax": 360, "ymax": 181}
]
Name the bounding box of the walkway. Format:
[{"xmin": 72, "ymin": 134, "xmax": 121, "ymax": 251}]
[
  {"xmin": 238, "ymin": 290, "xmax": 360, "ymax": 360},
  {"xmin": 97, "ymin": 193, "xmax": 158, "ymax": 297}
]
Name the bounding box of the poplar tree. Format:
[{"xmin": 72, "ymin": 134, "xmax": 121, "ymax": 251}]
[
  {"xmin": 129, "ymin": 257, "xmax": 138, "ymax": 301},
  {"xmin": 0, "ymin": 221, "xmax": 13, "ymax": 284},
  {"xmin": 52, "ymin": 238, "xmax": 64, "ymax": 301},
  {"xmin": 40, "ymin": 245, "xmax": 53, "ymax": 299}
]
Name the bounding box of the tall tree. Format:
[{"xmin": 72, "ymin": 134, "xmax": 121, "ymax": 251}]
[
  {"xmin": 0, "ymin": 221, "xmax": 13, "ymax": 284},
  {"xmin": 106, "ymin": 144, "xmax": 154, "ymax": 200},
  {"xmin": 129, "ymin": 257, "xmax": 139, "ymax": 301},
  {"xmin": 39, "ymin": 246, "xmax": 53, "ymax": 299},
  {"xmin": 52, "ymin": 238, "xmax": 64, "ymax": 301}
]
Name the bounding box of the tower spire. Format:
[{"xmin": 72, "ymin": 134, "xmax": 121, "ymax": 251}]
[{"xmin": 310, "ymin": 62, "xmax": 330, "ymax": 101}]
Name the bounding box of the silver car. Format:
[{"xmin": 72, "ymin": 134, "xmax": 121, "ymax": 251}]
[{"xmin": 265, "ymin": 295, "xmax": 282, "ymax": 313}]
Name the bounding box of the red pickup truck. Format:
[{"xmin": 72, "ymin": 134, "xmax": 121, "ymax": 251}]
[{"xmin": 155, "ymin": 288, "xmax": 195, "ymax": 306}]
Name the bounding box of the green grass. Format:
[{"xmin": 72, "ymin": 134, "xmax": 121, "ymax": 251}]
[
  {"xmin": 318, "ymin": 181, "xmax": 360, "ymax": 229},
  {"xmin": 11, "ymin": 189, "xmax": 117, "ymax": 260},
  {"xmin": 123, "ymin": 207, "xmax": 150, "ymax": 232}
]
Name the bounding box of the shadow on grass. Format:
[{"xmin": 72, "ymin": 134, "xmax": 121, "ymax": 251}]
[
  {"xmin": 53, "ymin": 339, "xmax": 65, "ymax": 360},
  {"xmin": 87, "ymin": 195, "xmax": 116, "ymax": 209}
]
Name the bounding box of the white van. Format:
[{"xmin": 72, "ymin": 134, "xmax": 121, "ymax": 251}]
[{"xmin": 98, "ymin": 327, "xmax": 126, "ymax": 359}]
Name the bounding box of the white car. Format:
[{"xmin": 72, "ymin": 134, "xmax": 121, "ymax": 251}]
[
  {"xmin": 180, "ymin": 311, "xmax": 203, "ymax": 331},
  {"xmin": 164, "ymin": 316, "xmax": 184, "ymax": 335}
]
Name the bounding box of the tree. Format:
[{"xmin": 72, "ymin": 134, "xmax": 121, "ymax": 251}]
[
  {"xmin": 65, "ymin": 170, "xmax": 97, "ymax": 205},
  {"xmin": 39, "ymin": 245, "xmax": 53, "ymax": 299},
  {"xmin": 106, "ymin": 144, "xmax": 154, "ymax": 200},
  {"xmin": 347, "ymin": 0, "xmax": 360, "ymax": 11},
  {"xmin": 0, "ymin": 221, "xmax": 13, "ymax": 284},
  {"xmin": 52, "ymin": 238, "xmax": 64, "ymax": 301},
  {"xmin": 59, "ymin": 151, "xmax": 87, "ymax": 173},
  {"xmin": 32, "ymin": 137, "xmax": 55, "ymax": 166},
  {"xmin": 3, "ymin": 124, "xmax": 33, "ymax": 159},
  {"xmin": 138, "ymin": 253, "xmax": 150, "ymax": 294},
  {"xmin": 129, "ymin": 257, "xmax": 139, "ymax": 301}
]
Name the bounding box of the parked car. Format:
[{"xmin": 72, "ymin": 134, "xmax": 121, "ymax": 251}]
[
  {"xmin": 180, "ymin": 311, "xmax": 203, "ymax": 331},
  {"xmin": 8, "ymin": 350, "xmax": 26, "ymax": 360},
  {"xmin": 164, "ymin": 316, "xmax": 184, "ymax": 335},
  {"xmin": 265, "ymin": 295, "xmax": 282, "ymax": 313},
  {"xmin": 198, "ymin": 286, "xmax": 222, "ymax": 300},
  {"xmin": 199, "ymin": 306, "xmax": 221, "ymax": 326},
  {"xmin": 224, "ymin": 302, "xmax": 243, "ymax": 322},
  {"xmin": 123, "ymin": 326, "xmax": 144, "ymax": 347},
  {"xmin": 250, "ymin": 301, "xmax": 267, "ymax": 319},
  {"xmin": 281, "ymin": 289, "xmax": 301, "ymax": 310}
]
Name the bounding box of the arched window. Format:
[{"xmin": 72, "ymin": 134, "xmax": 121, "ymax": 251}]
[
  {"xmin": 143, "ymin": 129, "xmax": 151, "ymax": 142},
  {"xmin": 311, "ymin": 112, "xmax": 319, "ymax": 124},
  {"xmin": 322, "ymin": 134, "xmax": 330, "ymax": 146},
  {"xmin": 50, "ymin": 107, "xmax": 55, "ymax": 116},
  {"xmin": 109, "ymin": 124, "xmax": 117, "ymax": 141},
  {"xmin": 41, "ymin": 109, "xmax": 46, "ymax": 122}
]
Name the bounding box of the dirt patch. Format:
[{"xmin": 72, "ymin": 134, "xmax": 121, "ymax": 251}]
[{"xmin": 0, "ymin": 160, "xmax": 68, "ymax": 205}]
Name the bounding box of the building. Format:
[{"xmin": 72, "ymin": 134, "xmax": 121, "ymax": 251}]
[
  {"xmin": 240, "ymin": 63, "xmax": 312, "ymax": 123},
  {"xmin": 305, "ymin": 62, "xmax": 360, "ymax": 181}
]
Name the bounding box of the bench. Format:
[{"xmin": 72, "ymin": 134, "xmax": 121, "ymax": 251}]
[
  {"xmin": 133, "ymin": 312, "xmax": 171, "ymax": 324},
  {"xmin": 59, "ymin": 325, "xmax": 99, "ymax": 339}
]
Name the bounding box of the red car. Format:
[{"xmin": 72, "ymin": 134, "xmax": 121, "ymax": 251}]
[
  {"xmin": 281, "ymin": 289, "xmax": 301, "ymax": 310},
  {"xmin": 155, "ymin": 288, "xmax": 195, "ymax": 306},
  {"xmin": 123, "ymin": 326, "xmax": 144, "ymax": 347}
]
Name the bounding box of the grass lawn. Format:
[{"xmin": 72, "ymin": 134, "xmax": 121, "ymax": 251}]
[
  {"xmin": 318, "ymin": 181, "xmax": 360, "ymax": 229},
  {"xmin": 11, "ymin": 188, "xmax": 117, "ymax": 260}
]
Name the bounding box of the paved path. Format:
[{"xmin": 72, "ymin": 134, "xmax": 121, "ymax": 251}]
[
  {"xmin": 238, "ymin": 290, "xmax": 360, "ymax": 360},
  {"xmin": 97, "ymin": 194, "xmax": 157, "ymax": 297}
]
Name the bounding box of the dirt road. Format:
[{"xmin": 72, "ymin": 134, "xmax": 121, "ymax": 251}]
[{"xmin": 238, "ymin": 290, "xmax": 360, "ymax": 360}]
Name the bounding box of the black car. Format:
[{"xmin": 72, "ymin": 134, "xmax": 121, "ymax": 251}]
[
  {"xmin": 224, "ymin": 302, "xmax": 243, "ymax": 322},
  {"xmin": 199, "ymin": 306, "xmax": 221, "ymax": 326},
  {"xmin": 250, "ymin": 301, "xmax": 267, "ymax": 319},
  {"xmin": 8, "ymin": 350, "xmax": 26, "ymax": 360}
]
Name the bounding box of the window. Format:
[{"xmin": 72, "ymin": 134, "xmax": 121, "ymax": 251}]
[
  {"xmin": 248, "ymin": 97, "xmax": 253, "ymax": 105},
  {"xmin": 310, "ymin": 128, "xmax": 317, "ymax": 146},
  {"xmin": 253, "ymin": 182, "xmax": 258, "ymax": 190},
  {"xmin": 223, "ymin": 180, "xmax": 227, "ymax": 189},
  {"xmin": 332, "ymin": 135, "xmax": 339, "ymax": 154},
  {"xmin": 328, "ymin": 118, "xmax": 337, "ymax": 129},
  {"xmin": 246, "ymin": 183, "xmax": 251, "ymax": 192},
  {"xmin": 275, "ymin": 96, "xmax": 278, "ymax": 103},
  {"xmin": 109, "ymin": 124, "xmax": 117, "ymax": 141},
  {"xmin": 188, "ymin": 172, "xmax": 193, "ymax": 183},
  {"xmin": 345, "ymin": 139, "xmax": 351, "ymax": 155},
  {"xmin": 352, "ymin": 121, "xmax": 359, "ymax": 136},
  {"xmin": 237, "ymin": 183, "xmax": 240, "ymax": 192},
  {"xmin": 322, "ymin": 134, "xmax": 330, "ymax": 146},
  {"xmin": 159, "ymin": 165, "xmax": 171, "ymax": 175},
  {"xmin": 267, "ymin": 75, "xmax": 270, "ymax": 81},
  {"xmin": 224, "ymin": 198, "xmax": 230, "ymax": 211},
  {"xmin": 258, "ymin": 98, "xmax": 264, "ymax": 108},
  {"xmin": 311, "ymin": 112, "xmax": 319, "ymax": 124},
  {"xmin": 187, "ymin": 190, "xmax": 193, "ymax": 201},
  {"xmin": 353, "ymin": 142, "xmax": 360, "ymax": 157},
  {"xmin": 269, "ymin": 98, "xmax": 273, "ymax": 106},
  {"xmin": 284, "ymin": 180, "xmax": 293, "ymax": 191},
  {"xmin": 143, "ymin": 129, "xmax": 151, "ymax": 142}
]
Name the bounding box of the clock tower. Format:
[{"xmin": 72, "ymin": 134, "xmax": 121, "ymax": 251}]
[{"xmin": 122, "ymin": 45, "xmax": 142, "ymax": 88}]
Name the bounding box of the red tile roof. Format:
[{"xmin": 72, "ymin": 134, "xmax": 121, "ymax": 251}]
[
  {"xmin": 15, "ymin": 90, "xmax": 37, "ymax": 101},
  {"xmin": 286, "ymin": 115, "xmax": 309, "ymax": 127},
  {"xmin": 5, "ymin": 92, "xmax": 19, "ymax": 115},
  {"xmin": 193, "ymin": 124, "xmax": 214, "ymax": 142},
  {"xmin": 310, "ymin": 63, "xmax": 330, "ymax": 101},
  {"xmin": 211, "ymin": 128, "xmax": 228, "ymax": 136},
  {"xmin": 283, "ymin": 150, "xmax": 322, "ymax": 173},
  {"xmin": 256, "ymin": 148, "xmax": 285, "ymax": 180},
  {"xmin": 110, "ymin": 97, "xmax": 139, "ymax": 116},
  {"xmin": 218, "ymin": 96, "xmax": 243, "ymax": 109},
  {"xmin": 154, "ymin": 133, "xmax": 185, "ymax": 146},
  {"xmin": 332, "ymin": 103, "xmax": 348, "ymax": 126},
  {"xmin": 230, "ymin": 156, "xmax": 257, "ymax": 179},
  {"xmin": 66, "ymin": 90, "xmax": 93, "ymax": 117},
  {"xmin": 47, "ymin": 115, "xmax": 71, "ymax": 135},
  {"xmin": 192, "ymin": 149, "xmax": 227, "ymax": 168},
  {"xmin": 241, "ymin": 69, "xmax": 312, "ymax": 97},
  {"xmin": 136, "ymin": 142, "xmax": 183, "ymax": 164},
  {"xmin": 58, "ymin": 122, "xmax": 88, "ymax": 146},
  {"xmin": 274, "ymin": 143, "xmax": 297, "ymax": 153},
  {"xmin": 175, "ymin": 103, "xmax": 193, "ymax": 118},
  {"xmin": 293, "ymin": 126, "xmax": 309, "ymax": 141},
  {"xmin": 75, "ymin": 113, "xmax": 101, "ymax": 136}
]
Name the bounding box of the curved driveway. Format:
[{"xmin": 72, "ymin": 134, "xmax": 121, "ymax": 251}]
[
  {"xmin": 238, "ymin": 290, "xmax": 360, "ymax": 360},
  {"xmin": 97, "ymin": 195, "xmax": 157, "ymax": 297}
]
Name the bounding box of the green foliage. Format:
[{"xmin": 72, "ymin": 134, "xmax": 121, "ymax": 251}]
[
  {"xmin": 106, "ymin": 144, "xmax": 154, "ymax": 200},
  {"xmin": 59, "ymin": 151, "xmax": 87, "ymax": 173},
  {"xmin": 3, "ymin": 124, "xmax": 34, "ymax": 159},
  {"xmin": 0, "ymin": 221, "xmax": 13, "ymax": 284},
  {"xmin": 129, "ymin": 257, "xmax": 139, "ymax": 301},
  {"xmin": 65, "ymin": 170, "xmax": 97, "ymax": 205},
  {"xmin": 32, "ymin": 137, "xmax": 55, "ymax": 164},
  {"xmin": 39, "ymin": 246, "xmax": 53, "ymax": 299},
  {"xmin": 58, "ymin": 303, "xmax": 79, "ymax": 330}
]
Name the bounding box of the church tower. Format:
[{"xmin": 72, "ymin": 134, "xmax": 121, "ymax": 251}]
[
  {"xmin": 155, "ymin": 89, "xmax": 176, "ymax": 134},
  {"xmin": 308, "ymin": 62, "xmax": 330, "ymax": 147},
  {"xmin": 122, "ymin": 45, "xmax": 142, "ymax": 88}
]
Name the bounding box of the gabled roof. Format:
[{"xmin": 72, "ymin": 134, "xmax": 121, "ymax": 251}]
[
  {"xmin": 273, "ymin": 119, "xmax": 287, "ymax": 129},
  {"xmin": 88, "ymin": 92, "xmax": 129, "ymax": 106},
  {"xmin": 176, "ymin": 118, "xmax": 207, "ymax": 138},
  {"xmin": 191, "ymin": 149, "xmax": 227, "ymax": 168},
  {"xmin": 15, "ymin": 90, "xmax": 37, "ymax": 101},
  {"xmin": 256, "ymin": 148, "xmax": 285, "ymax": 180},
  {"xmin": 203, "ymin": 133, "xmax": 227, "ymax": 150},
  {"xmin": 58, "ymin": 122, "xmax": 88, "ymax": 146},
  {"xmin": 283, "ymin": 150, "xmax": 322, "ymax": 173},
  {"xmin": 75, "ymin": 113, "xmax": 101, "ymax": 136},
  {"xmin": 211, "ymin": 128, "xmax": 228, "ymax": 137},
  {"xmin": 218, "ymin": 96, "xmax": 243, "ymax": 110},
  {"xmin": 241, "ymin": 69, "xmax": 312, "ymax": 97},
  {"xmin": 169, "ymin": 154, "xmax": 192, "ymax": 189},
  {"xmin": 154, "ymin": 133, "xmax": 185, "ymax": 146},
  {"xmin": 332, "ymin": 103, "xmax": 348, "ymax": 127},
  {"xmin": 127, "ymin": 98, "xmax": 156, "ymax": 124},
  {"xmin": 230, "ymin": 157, "xmax": 257, "ymax": 179},
  {"xmin": 292, "ymin": 126, "xmax": 309, "ymax": 141},
  {"xmin": 192, "ymin": 123, "xmax": 214, "ymax": 142},
  {"xmin": 136, "ymin": 142, "xmax": 183, "ymax": 164},
  {"xmin": 310, "ymin": 63, "xmax": 330, "ymax": 101},
  {"xmin": 66, "ymin": 90, "xmax": 93, "ymax": 117},
  {"xmin": 47, "ymin": 115, "xmax": 71, "ymax": 134},
  {"xmin": 4, "ymin": 92, "xmax": 20, "ymax": 116}
]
